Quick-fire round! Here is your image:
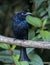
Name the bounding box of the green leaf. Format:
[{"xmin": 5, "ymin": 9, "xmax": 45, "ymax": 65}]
[
  {"xmin": 40, "ymin": 10, "xmax": 47, "ymax": 17},
  {"xmin": 20, "ymin": 61, "xmax": 29, "ymax": 65},
  {"xmin": 49, "ymin": 63, "xmax": 50, "ymax": 65},
  {"xmin": 0, "ymin": 50, "xmax": 20, "ymax": 55},
  {"xmin": 42, "ymin": 15, "xmax": 48, "ymax": 21},
  {"xmin": 26, "ymin": 48, "xmax": 34, "ymax": 54},
  {"xmin": 34, "ymin": 0, "xmax": 44, "ymax": 9},
  {"xmin": 26, "ymin": 15, "xmax": 42, "ymax": 27},
  {"xmin": 40, "ymin": 30, "xmax": 50, "ymax": 41},
  {"xmin": 32, "ymin": 34, "xmax": 43, "ymax": 41},
  {"xmin": 48, "ymin": 1, "xmax": 50, "ymax": 18},
  {"xmin": 29, "ymin": 53, "xmax": 43, "ymax": 65},
  {"xmin": 0, "ymin": 43, "xmax": 10, "ymax": 49},
  {"xmin": 43, "ymin": 19, "xmax": 47, "ymax": 26},
  {"xmin": 0, "ymin": 55, "xmax": 13, "ymax": 63},
  {"xmin": 12, "ymin": 55, "xmax": 20, "ymax": 65},
  {"xmin": 28, "ymin": 29, "xmax": 35, "ymax": 40}
]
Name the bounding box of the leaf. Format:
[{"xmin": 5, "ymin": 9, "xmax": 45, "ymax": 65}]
[
  {"xmin": 20, "ymin": 61, "xmax": 29, "ymax": 65},
  {"xmin": 12, "ymin": 55, "xmax": 20, "ymax": 65},
  {"xmin": 42, "ymin": 15, "xmax": 48, "ymax": 21},
  {"xmin": 34, "ymin": 0, "xmax": 44, "ymax": 9},
  {"xmin": 28, "ymin": 53, "xmax": 43, "ymax": 65},
  {"xmin": 26, "ymin": 15, "xmax": 42, "ymax": 27},
  {"xmin": 40, "ymin": 10, "xmax": 47, "ymax": 17},
  {"xmin": 32, "ymin": 34, "xmax": 43, "ymax": 41},
  {"xmin": 0, "ymin": 43, "xmax": 10, "ymax": 49},
  {"xmin": 28, "ymin": 29, "xmax": 35, "ymax": 40},
  {"xmin": 40, "ymin": 30, "xmax": 50, "ymax": 41},
  {"xmin": 49, "ymin": 63, "xmax": 50, "ymax": 65},
  {"xmin": 48, "ymin": 0, "xmax": 50, "ymax": 18},
  {"xmin": 0, "ymin": 50, "xmax": 20, "ymax": 55},
  {"xmin": 0, "ymin": 55, "xmax": 13, "ymax": 63},
  {"xmin": 43, "ymin": 19, "xmax": 47, "ymax": 26},
  {"xmin": 26, "ymin": 48, "xmax": 34, "ymax": 54}
]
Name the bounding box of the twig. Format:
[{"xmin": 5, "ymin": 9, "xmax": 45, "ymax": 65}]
[
  {"xmin": 44, "ymin": 62, "xmax": 50, "ymax": 64},
  {"xmin": 0, "ymin": 35, "xmax": 50, "ymax": 49}
]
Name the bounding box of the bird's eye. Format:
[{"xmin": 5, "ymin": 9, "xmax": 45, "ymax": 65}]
[{"xmin": 21, "ymin": 13, "xmax": 24, "ymax": 15}]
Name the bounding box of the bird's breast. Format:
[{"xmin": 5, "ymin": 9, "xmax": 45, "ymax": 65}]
[{"xmin": 13, "ymin": 20, "xmax": 28, "ymax": 39}]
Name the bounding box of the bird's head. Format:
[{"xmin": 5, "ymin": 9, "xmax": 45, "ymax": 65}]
[{"xmin": 16, "ymin": 11, "xmax": 32, "ymax": 21}]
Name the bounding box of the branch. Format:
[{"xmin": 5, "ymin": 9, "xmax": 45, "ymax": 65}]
[
  {"xmin": 0, "ymin": 35, "xmax": 50, "ymax": 49},
  {"xmin": 44, "ymin": 62, "xmax": 50, "ymax": 64}
]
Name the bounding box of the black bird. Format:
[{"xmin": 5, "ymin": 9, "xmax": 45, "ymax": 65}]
[{"xmin": 13, "ymin": 11, "xmax": 31, "ymax": 61}]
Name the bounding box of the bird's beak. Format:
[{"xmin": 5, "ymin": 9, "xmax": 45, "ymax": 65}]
[{"xmin": 25, "ymin": 12, "xmax": 32, "ymax": 15}]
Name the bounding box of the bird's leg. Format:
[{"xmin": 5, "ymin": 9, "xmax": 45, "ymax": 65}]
[{"xmin": 18, "ymin": 47, "xmax": 30, "ymax": 61}]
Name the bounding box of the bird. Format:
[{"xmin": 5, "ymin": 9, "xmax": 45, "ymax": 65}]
[{"xmin": 12, "ymin": 11, "xmax": 31, "ymax": 61}]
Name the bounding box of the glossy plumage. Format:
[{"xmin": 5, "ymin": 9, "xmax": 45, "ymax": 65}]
[{"xmin": 13, "ymin": 11, "xmax": 30, "ymax": 61}]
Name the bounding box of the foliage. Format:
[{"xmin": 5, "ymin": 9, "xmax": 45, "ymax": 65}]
[
  {"xmin": 0, "ymin": 0, "xmax": 50, "ymax": 65},
  {"xmin": 26, "ymin": 15, "xmax": 42, "ymax": 27}
]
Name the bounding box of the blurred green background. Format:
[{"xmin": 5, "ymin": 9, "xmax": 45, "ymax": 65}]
[
  {"xmin": 0, "ymin": 0, "xmax": 50, "ymax": 65},
  {"xmin": 0, "ymin": 0, "xmax": 33, "ymax": 37}
]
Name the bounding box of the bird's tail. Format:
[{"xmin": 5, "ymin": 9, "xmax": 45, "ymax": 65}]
[{"xmin": 18, "ymin": 47, "xmax": 30, "ymax": 61}]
